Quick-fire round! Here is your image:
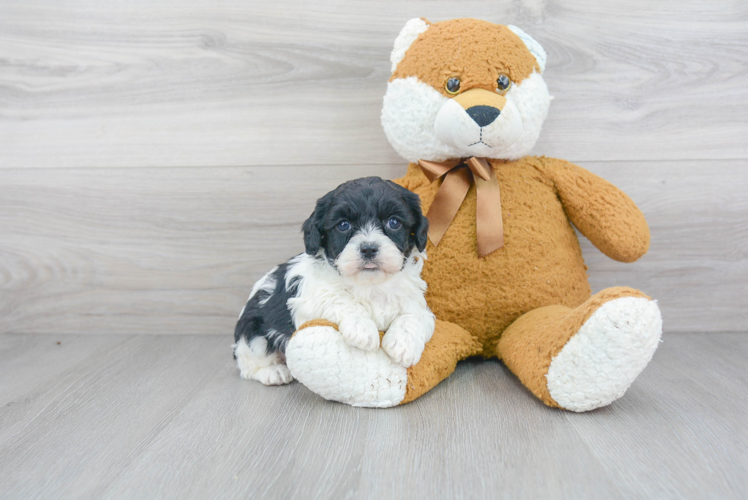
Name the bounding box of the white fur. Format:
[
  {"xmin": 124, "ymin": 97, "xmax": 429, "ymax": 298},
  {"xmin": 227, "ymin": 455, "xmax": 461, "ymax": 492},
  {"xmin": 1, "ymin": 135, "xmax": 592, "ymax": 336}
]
[
  {"xmin": 382, "ymin": 72, "xmax": 551, "ymax": 162},
  {"xmin": 286, "ymin": 247, "xmax": 434, "ymax": 367},
  {"xmin": 339, "ymin": 315, "xmax": 380, "ymax": 351},
  {"xmin": 334, "ymin": 224, "xmax": 404, "ymax": 281},
  {"xmin": 433, "ymin": 97, "xmax": 523, "ymax": 156},
  {"xmin": 508, "ymin": 25, "xmax": 547, "ymax": 73},
  {"xmin": 381, "ymin": 313, "xmax": 435, "ymax": 366},
  {"xmin": 286, "ymin": 251, "xmax": 430, "ymax": 331},
  {"xmin": 285, "ymin": 325, "xmax": 408, "ymax": 407},
  {"xmin": 546, "ymin": 297, "xmax": 663, "ymax": 412},
  {"xmin": 248, "ymin": 266, "xmax": 278, "ymax": 301},
  {"xmin": 238, "ymin": 266, "xmax": 279, "ymax": 318},
  {"xmin": 382, "ymin": 77, "xmax": 456, "ymax": 162},
  {"xmin": 390, "ymin": 18, "xmax": 430, "ymax": 72},
  {"xmin": 234, "ymin": 337, "xmax": 294, "ymax": 385}
]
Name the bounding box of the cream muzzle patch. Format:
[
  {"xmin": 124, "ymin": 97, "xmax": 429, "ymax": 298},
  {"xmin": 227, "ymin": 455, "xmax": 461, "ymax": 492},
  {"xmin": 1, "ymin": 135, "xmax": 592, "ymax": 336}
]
[{"xmin": 434, "ymin": 89, "xmax": 523, "ymax": 156}]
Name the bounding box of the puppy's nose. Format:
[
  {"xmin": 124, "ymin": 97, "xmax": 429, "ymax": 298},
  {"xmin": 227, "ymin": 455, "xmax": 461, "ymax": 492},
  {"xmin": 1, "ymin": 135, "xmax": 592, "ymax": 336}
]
[
  {"xmin": 359, "ymin": 243, "xmax": 379, "ymax": 259},
  {"xmin": 466, "ymin": 105, "xmax": 500, "ymax": 127}
]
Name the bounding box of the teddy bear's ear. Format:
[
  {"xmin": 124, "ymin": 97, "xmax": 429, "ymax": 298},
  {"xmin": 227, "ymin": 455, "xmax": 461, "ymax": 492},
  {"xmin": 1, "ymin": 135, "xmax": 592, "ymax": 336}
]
[
  {"xmin": 390, "ymin": 18, "xmax": 431, "ymax": 73},
  {"xmin": 507, "ymin": 25, "xmax": 547, "ymax": 73}
]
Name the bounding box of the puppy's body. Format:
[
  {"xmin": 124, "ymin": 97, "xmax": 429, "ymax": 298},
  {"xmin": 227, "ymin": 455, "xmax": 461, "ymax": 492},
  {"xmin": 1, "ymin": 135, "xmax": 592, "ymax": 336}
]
[{"xmin": 234, "ymin": 177, "xmax": 434, "ymax": 385}]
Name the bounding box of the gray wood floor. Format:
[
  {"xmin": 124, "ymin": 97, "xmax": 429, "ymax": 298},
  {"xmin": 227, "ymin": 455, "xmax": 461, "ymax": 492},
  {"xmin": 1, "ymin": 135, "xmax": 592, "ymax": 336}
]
[{"xmin": 1, "ymin": 333, "xmax": 746, "ymax": 499}]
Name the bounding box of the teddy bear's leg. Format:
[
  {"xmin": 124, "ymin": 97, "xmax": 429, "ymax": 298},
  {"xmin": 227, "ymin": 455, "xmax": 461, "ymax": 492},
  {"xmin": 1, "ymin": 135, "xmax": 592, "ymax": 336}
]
[
  {"xmin": 496, "ymin": 287, "xmax": 662, "ymax": 412},
  {"xmin": 285, "ymin": 319, "xmax": 480, "ymax": 407}
]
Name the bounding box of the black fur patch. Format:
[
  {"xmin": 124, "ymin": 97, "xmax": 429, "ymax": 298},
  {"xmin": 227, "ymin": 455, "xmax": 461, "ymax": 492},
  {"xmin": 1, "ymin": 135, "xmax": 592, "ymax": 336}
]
[
  {"xmin": 302, "ymin": 177, "xmax": 429, "ymax": 260},
  {"xmin": 234, "ymin": 262, "xmax": 300, "ymax": 354}
]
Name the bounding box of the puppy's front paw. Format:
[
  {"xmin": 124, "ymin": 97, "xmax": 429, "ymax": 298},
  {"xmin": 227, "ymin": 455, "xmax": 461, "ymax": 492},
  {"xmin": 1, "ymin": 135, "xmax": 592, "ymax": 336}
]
[
  {"xmin": 253, "ymin": 364, "xmax": 294, "ymax": 386},
  {"xmin": 339, "ymin": 316, "xmax": 380, "ymax": 351},
  {"xmin": 382, "ymin": 327, "xmax": 425, "ymax": 368}
]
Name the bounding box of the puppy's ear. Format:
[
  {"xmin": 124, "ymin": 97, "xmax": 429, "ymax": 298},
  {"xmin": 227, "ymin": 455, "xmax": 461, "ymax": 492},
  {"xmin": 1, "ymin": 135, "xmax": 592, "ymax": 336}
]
[
  {"xmin": 411, "ymin": 202, "xmax": 430, "ymax": 253},
  {"xmin": 302, "ymin": 191, "xmax": 334, "ymax": 255},
  {"xmin": 389, "ymin": 181, "xmax": 429, "ymax": 252}
]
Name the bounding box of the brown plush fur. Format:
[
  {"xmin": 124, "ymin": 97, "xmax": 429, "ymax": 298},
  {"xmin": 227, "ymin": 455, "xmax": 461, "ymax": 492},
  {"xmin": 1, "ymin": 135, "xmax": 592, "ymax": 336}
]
[
  {"xmin": 295, "ymin": 319, "xmax": 339, "ymax": 336},
  {"xmin": 391, "ymin": 18, "xmax": 539, "ymax": 96},
  {"xmin": 395, "ymin": 156, "xmax": 650, "ymax": 353},
  {"xmin": 392, "ymin": 157, "xmax": 652, "ymax": 404}
]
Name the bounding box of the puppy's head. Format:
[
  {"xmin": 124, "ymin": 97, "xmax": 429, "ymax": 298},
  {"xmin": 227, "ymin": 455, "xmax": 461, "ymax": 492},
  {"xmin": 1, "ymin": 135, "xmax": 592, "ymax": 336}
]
[
  {"xmin": 302, "ymin": 177, "xmax": 428, "ymax": 284},
  {"xmin": 382, "ymin": 18, "xmax": 551, "ymax": 162}
]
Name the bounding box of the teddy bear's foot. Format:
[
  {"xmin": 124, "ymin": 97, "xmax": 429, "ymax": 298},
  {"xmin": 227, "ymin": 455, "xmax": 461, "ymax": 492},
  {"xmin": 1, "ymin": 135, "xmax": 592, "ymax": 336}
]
[
  {"xmin": 498, "ymin": 287, "xmax": 662, "ymax": 412},
  {"xmin": 285, "ymin": 319, "xmax": 480, "ymax": 407},
  {"xmin": 546, "ymin": 295, "xmax": 662, "ymax": 411},
  {"xmin": 285, "ymin": 320, "xmax": 408, "ymax": 407}
]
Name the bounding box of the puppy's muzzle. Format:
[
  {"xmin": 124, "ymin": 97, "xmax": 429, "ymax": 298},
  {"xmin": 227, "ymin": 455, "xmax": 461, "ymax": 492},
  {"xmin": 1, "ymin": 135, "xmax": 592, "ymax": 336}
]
[{"xmin": 453, "ymin": 89, "xmax": 507, "ymax": 127}]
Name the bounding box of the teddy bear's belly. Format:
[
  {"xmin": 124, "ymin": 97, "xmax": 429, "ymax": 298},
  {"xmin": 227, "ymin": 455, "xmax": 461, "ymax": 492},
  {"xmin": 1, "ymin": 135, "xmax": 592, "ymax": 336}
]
[{"xmin": 404, "ymin": 164, "xmax": 592, "ymax": 356}]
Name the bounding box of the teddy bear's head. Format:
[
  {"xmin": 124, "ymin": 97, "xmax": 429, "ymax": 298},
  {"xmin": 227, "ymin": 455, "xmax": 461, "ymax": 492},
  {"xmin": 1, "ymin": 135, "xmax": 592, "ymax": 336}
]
[{"xmin": 381, "ymin": 18, "xmax": 551, "ymax": 163}]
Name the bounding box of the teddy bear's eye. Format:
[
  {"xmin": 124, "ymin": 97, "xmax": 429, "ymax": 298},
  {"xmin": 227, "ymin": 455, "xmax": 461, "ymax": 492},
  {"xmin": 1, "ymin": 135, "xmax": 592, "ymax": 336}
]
[
  {"xmin": 445, "ymin": 77, "xmax": 461, "ymax": 95},
  {"xmin": 496, "ymin": 74, "xmax": 512, "ymax": 93}
]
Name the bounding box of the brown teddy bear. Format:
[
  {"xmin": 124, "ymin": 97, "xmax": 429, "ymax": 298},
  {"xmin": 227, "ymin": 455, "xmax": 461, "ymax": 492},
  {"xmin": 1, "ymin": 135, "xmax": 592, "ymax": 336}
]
[{"xmin": 284, "ymin": 18, "xmax": 662, "ymax": 411}]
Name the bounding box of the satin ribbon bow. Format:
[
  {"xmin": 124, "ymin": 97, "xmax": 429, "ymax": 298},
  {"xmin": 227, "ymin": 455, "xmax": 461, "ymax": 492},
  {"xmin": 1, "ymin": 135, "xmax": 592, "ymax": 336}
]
[{"xmin": 418, "ymin": 157, "xmax": 504, "ymax": 257}]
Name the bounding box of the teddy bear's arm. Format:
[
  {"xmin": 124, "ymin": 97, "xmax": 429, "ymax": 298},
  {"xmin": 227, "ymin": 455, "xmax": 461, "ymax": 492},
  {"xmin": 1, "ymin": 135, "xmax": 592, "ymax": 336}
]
[{"xmin": 540, "ymin": 157, "xmax": 650, "ymax": 263}]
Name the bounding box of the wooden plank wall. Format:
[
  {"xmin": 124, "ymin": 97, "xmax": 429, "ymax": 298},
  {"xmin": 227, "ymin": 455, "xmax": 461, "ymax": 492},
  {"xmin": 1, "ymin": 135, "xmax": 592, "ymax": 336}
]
[{"xmin": 1, "ymin": 0, "xmax": 746, "ymax": 335}]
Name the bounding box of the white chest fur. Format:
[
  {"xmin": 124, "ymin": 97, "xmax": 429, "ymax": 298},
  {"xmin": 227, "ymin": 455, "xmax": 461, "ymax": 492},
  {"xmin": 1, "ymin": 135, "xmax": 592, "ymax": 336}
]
[{"xmin": 286, "ymin": 253, "xmax": 429, "ymax": 331}]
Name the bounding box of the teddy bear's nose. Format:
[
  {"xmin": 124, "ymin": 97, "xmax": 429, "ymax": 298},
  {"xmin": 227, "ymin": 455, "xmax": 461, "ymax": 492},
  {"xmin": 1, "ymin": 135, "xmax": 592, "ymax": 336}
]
[{"xmin": 466, "ymin": 105, "xmax": 501, "ymax": 127}]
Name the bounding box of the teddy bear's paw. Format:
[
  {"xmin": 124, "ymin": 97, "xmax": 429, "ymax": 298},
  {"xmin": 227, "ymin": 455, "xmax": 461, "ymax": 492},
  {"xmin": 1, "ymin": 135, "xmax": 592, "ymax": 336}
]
[
  {"xmin": 285, "ymin": 325, "xmax": 408, "ymax": 407},
  {"xmin": 546, "ymin": 297, "xmax": 662, "ymax": 412},
  {"xmin": 381, "ymin": 328, "xmax": 425, "ymax": 367},
  {"xmin": 339, "ymin": 315, "xmax": 381, "ymax": 351}
]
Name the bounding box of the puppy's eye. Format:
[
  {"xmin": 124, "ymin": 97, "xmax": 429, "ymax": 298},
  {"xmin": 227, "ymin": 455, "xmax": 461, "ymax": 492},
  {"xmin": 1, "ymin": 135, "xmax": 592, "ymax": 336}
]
[
  {"xmin": 445, "ymin": 77, "xmax": 461, "ymax": 95},
  {"xmin": 336, "ymin": 221, "xmax": 351, "ymax": 231},
  {"xmin": 496, "ymin": 74, "xmax": 512, "ymax": 93},
  {"xmin": 387, "ymin": 218, "xmax": 401, "ymax": 230}
]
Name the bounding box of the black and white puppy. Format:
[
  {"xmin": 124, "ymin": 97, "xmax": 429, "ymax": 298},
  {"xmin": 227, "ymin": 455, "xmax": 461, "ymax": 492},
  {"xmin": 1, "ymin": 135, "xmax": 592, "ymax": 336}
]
[{"xmin": 233, "ymin": 177, "xmax": 435, "ymax": 385}]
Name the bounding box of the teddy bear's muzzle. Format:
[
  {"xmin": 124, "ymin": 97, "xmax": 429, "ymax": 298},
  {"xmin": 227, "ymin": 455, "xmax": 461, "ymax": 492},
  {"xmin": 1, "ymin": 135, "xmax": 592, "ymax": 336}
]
[{"xmin": 434, "ymin": 98, "xmax": 523, "ymax": 156}]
